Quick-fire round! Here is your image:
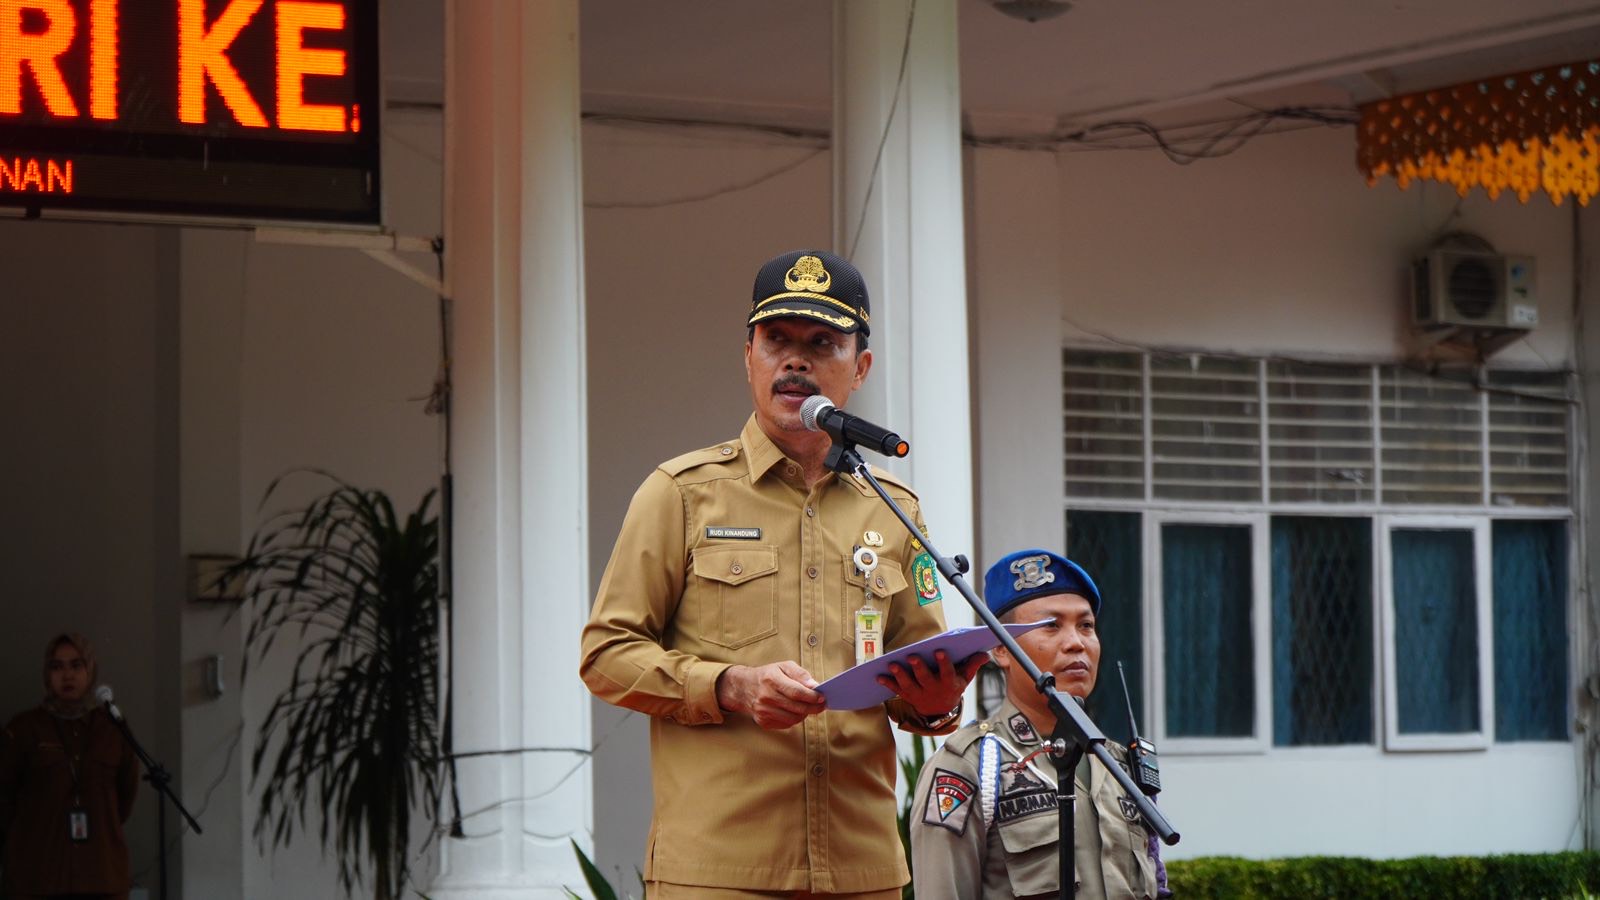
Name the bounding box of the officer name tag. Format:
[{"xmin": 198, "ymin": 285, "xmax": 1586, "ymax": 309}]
[
  {"xmin": 68, "ymin": 807, "xmax": 89, "ymax": 842},
  {"xmin": 706, "ymin": 526, "xmax": 762, "ymax": 540}
]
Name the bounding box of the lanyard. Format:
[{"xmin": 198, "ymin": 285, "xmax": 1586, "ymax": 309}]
[{"xmin": 49, "ymin": 715, "xmax": 84, "ymax": 805}]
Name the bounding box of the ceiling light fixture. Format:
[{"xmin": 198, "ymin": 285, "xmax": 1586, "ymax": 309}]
[{"xmin": 990, "ymin": 0, "xmax": 1072, "ymax": 23}]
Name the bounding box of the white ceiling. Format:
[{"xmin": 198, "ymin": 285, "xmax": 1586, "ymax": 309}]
[{"xmin": 576, "ymin": 0, "xmax": 1600, "ymax": 134}]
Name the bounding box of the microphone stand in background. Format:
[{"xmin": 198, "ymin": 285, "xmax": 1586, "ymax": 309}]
[
  {"xmin": 105, "ymin": 702, "xmax": 203, "ymax": 900},
  {"xmin": 820, "ymin": 437, "xmax": 1179, "ymax": 900}
]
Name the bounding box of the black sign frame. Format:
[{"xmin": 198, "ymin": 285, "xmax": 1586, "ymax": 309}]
[{"xmin": 0, "ymin": 0, "xmax": 382, "ymax": 226}]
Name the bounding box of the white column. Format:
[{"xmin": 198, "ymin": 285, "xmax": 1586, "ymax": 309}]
[
  {"xmin": 431, "ymin": 2, "xmax": 591, "ymax": 898},
  {"xmin": 834, "ymin": 0, "xmax": 976, "ymax": 601}
]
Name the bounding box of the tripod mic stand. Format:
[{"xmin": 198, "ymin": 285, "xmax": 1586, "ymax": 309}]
[{"xmin": 108, "ymin": 708, "xmax": 203, "ymax": 900}]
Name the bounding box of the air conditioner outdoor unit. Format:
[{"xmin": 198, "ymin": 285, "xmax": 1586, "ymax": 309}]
[{"xmin": 1411, "ymin": 249, "xmax": 1537, "ymax": 330}]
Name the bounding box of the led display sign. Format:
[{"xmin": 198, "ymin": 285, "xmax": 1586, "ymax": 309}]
[{"xmin": 0, "ymin": 0, "xmax": 379, "ymax": 224}]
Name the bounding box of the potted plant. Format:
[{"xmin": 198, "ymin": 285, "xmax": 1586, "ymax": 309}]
[{"xmin": 229, "ymin": 472, "xmax": 443, "ymax": 900}]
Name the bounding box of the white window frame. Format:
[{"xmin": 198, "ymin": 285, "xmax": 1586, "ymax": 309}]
[
  {"xmin": 1147, "ymin": 510, "xmax": 1271, "ymax": 755},
  {"xmin": 1378, "ymin": 514, "xmax": 1494, "ymax": 751}
]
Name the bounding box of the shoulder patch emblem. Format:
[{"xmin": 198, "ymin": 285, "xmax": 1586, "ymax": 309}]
[
  {"xmin": 1008, "ymin": 713, "xmax": 1038, "ymax": 744},
  {"xmin": 923, "ymin": 769, "xmax": 977, "ymax": 835},
  {"xmin": 914, "ymin": 552, "xmax": 941, "ymax": 604}
]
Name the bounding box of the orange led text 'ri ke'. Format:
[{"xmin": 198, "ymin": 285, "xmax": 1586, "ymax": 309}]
[{"xmin": 0, "ymin": 0, "xmax": 351, "ymax": 132}]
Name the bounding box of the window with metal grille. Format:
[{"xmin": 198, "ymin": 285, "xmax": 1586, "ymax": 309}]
[
  {"xmin": 1150, "ymin": 355, "xmax": 1261, "ymax": 503},
  {"xmin": 1271, "ymin": 516, "xmax": 1372, "ymax": 746},
  {"xmin": 1488, "ymin": 371, "xmax": 1571, "ymax": 507},
  {"xmin": 1268, "ymin": 363, "xmax": 1374, "ymax": 503},
  {"xmin": 1062, "ymin": 349, "xmax": 1144, "ymax": 500},
  {"xmin": 1379, "ymin": 369, "xmax": 1483, "ymax": 505},
  {"xmin": 1062, "ymin": 348, "xmax": 1575, "ymax": 754},
  {"xmin": 1062, "ymin": 348, "xmax": 1572, "ymax": 508}
]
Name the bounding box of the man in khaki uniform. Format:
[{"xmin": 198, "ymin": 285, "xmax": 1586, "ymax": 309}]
[
  {"xmin": 581, "ymin": 249, "xmax": 986, "ymax": 899},
  {"xmin": 911, "ymin": 549, "xmax": 1169, "ymax": 900}
]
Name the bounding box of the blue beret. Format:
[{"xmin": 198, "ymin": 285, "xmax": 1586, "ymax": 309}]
[{"xmin": 983, "ymin": 549, "xmax": 1102, "ymax": 619}]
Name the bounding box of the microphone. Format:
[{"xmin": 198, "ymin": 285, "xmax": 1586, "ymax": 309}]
[
  {"xmin": 799, "ymin": 395, "xmax": 909, "ymax": 458},
  {"xmin": 94, "ymin": 685, "xmax": 125, "ymax": 723}
]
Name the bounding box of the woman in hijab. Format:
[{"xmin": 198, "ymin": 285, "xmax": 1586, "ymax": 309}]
[{"xmin": 0, "ymin": 633, "xmax": 139, "ymax": 900}]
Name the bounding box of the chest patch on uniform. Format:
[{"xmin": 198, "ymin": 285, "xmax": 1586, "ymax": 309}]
[
  {"xmin": 705, "ymin": 526, "xmax": 762, "ymax": 540},
  {"xmin": 1008, "ymin": 713, "xmax": 1038, "ymax": 744},
  {"xmin": 913, "ymin": 552, "xmax": 941, "ymax": 604},
  {"xmin": 996, "ymin": 769, "xmax": 1057, "ymax": 824},
  {"xmin": 922, "ymin": 769, "xmax": 976, "ymax": 835},
  {"xmin": 1119, "ymin": 794, "xmax": 1143, "ymax": 823}
]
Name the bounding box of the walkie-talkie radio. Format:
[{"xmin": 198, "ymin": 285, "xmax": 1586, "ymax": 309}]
[{"xmin": 1118, "ymin": 661, "xmax": 1161, "ymax": 796}]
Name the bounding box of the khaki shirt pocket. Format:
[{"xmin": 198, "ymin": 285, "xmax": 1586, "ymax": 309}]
[
  {"xmin": 997, "ymin": 812, "xmax": 1064, "ymax": 897},
  {"xmin": 841, "ymin": 554, "xmax": 907, "ymax": 644},
  {"xmin": 1118, "ymin": 811, "xmax": 1160, "ymax": 898},
  {"xmin": 691, "ymin": 544, "xmax": 780, "ymax": 649}
]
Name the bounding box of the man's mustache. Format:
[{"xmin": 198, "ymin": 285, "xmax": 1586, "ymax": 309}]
[{"xmin": 772, "ymin": 375, "xmax": 820, "ymax": 396}]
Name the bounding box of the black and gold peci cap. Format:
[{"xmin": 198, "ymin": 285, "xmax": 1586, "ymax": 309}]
[{"xmin": 747, "ymin": 249, "xmax": 871, "ymax": 336}]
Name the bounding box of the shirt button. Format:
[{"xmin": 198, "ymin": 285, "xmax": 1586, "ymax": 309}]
[
  {"xmin": 806, "ymin": 506, "xmax": 815, "ymax": 517},
  {"xmin": 700, "ymin": 712, "xmax": 712, "ymax": 722},
  {"xmin": 812, "ymin": 764, "xmax": 825, "ymax": 777},
  {"xmin": 875, "ymin": 576, "xmax": 886, "ymax": 589},
  {"xmin": 807, "ymin": 633, "xmax": 819, "ymax": 647},
  {"xmin": 786, "ymin": 464, "xmax": 798, "ymax": 476},
  {"xmin": 730, "ymin": 563, "xmax": 743, "ymax": 575},
  {"xmin": 720, "ymin": 446, "xmax": 733, "ymax": 456},
  {"xmin": 807, "ymin": 566, "xmax": 818, "ymax": 579}
]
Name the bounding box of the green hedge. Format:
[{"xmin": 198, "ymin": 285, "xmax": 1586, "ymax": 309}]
[{"xmin": 1166, "ymin": 852, "xmax": 1600, "ymax": 899}]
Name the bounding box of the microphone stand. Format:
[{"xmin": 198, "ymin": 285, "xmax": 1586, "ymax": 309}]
[
  {"xmin": 822, "ymin": 439, "xmax": 1179, "ymax": 900},
  {"xmin": 107, "ymin": 708, "xmax": 203, "ymax": 900}
]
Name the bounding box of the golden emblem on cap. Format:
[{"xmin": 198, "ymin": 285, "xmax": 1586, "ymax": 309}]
[{"xmin": 785, "ymin": 255, "xmax": 832, "ymax": 294}]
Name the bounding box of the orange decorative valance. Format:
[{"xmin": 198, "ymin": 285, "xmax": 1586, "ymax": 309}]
[{"xmin": 1358, "ymin": 59, "xmax": 1600, "ymax": 205}]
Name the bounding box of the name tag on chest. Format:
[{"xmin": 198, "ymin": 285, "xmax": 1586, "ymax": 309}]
[{"xmin": 706, "ymin": 526, "xmax": 762, "ymax": 540}]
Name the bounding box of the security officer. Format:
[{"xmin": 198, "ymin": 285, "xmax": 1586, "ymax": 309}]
[
  {"xmin": 910, "ymin": 549, "xmax": 1168, "ymax": 900},
  {"xmin": 580, "ymin": 249, "xmax": 986, "ymax": 899}
]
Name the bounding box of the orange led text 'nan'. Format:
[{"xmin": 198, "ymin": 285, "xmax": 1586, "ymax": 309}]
[{"xmin": 0, "ymin": 156, "xmax": 72, "ymax": 192}]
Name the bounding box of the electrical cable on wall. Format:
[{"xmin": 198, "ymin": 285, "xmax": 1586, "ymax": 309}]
[
  {"xmin": 585, "ymin": 148, "xmax": 826, "ymax": 209},
  {"xmin": 576, "ymin": 103, "xmax": 1357, "ymax": 213}
]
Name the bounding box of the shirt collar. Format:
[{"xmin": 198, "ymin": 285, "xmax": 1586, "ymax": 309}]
[{"xmin": 740, "ymin": 414, "xmax": 829, "ymax": 487}]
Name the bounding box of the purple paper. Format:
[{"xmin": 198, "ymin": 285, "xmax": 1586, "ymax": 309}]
[{"xmin": 816, "ymin": 621, "xmax": 1050, "ymax": 711}]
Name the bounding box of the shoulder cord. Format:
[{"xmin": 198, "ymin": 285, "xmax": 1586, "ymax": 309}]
[{"xmin": 977, "ymin": 732, "xmax": 1058, "ymax": 828}]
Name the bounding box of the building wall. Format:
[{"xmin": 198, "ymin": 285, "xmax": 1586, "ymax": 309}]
[
  {"xmin": 0, "ymin": 128, "xmax": 442, "ymax": 900},
  {"xmin": 0, "ymin": 220, "xmax": 182, "ymax": 898},
  {"xmin": 970, "ymin": 124, "xmax": 1587, "ymax": 859}
]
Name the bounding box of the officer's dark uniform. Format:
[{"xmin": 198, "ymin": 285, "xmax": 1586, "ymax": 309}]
[{"xmin": 909, "ymin": 550, "xmax": 1169, "ymax": 900}]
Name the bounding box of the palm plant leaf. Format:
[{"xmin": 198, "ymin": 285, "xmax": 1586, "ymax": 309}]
[
  {"xmin": 230, "ymin": 471, "xmax": 442, "ymax": 900},
  {"xmin": 567, "ymin": 838, "xmax": 620, "ymax": 900}
]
